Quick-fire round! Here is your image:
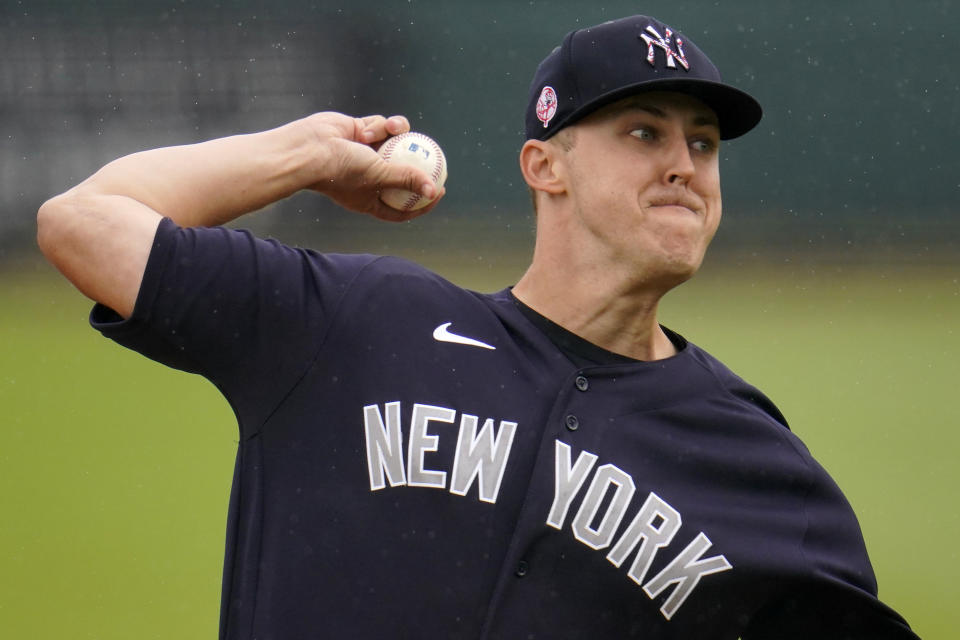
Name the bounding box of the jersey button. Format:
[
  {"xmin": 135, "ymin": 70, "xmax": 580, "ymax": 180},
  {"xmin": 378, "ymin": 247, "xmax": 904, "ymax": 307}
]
[
  {"xmin": 575, "ymin": 375, "xmax": 589, "ymax": 391},
  {"xmin": 515, "ymin": 560, "xmax": 530, "ymax": 577},
  {"xmin": 564, "ymin": 414, "xmax": 579, "ymax": 431}
]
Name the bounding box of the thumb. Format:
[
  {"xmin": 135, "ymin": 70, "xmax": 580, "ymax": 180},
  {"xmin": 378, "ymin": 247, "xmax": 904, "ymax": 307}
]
[{"xmin": 376, "ymin": 160, "xmax": 438, "ymax": 201}]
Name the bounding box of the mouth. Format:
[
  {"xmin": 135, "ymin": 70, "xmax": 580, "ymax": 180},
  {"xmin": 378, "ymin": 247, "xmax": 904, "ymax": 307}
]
[{"xmin": 646, "ymin": 198, "xmax": 701, "ymax": 215}]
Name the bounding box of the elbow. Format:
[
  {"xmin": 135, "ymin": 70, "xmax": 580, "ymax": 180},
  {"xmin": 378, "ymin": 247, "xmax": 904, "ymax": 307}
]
[
  {"xmin": 36, "ymin": 193, "xmax": 70, "ymax": 263},
  {"xmin": 37, "ymin": 190, "xmax": 85, "ymax": 268}
]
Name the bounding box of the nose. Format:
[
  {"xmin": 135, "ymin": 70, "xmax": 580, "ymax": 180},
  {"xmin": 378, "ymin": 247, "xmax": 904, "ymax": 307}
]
[{"xmin": 663, "ymin": 136, "xmax": 695, "ymax": 185}]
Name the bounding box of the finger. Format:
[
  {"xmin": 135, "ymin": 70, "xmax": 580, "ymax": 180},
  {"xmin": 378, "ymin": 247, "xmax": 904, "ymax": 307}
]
[
  {"xmin": 368, "ymin": 184, "xmax": 445, "ymax": 222},
  {"xmin": 375, "ymin": 160, "xmax": 439, "ymax": 201},
  {"xmin": 383, "ymin": 115, "xmax": 411, "ymax": 136},
  {"xmin": 409, "ymin": 186, "xmax": 446, "ymax": 215},
  {"xmin": 367, "ymin": 198, "xmax": 425, "ymax": 222},
  {"xmin": 358, "ymin": 115, "xmax": 410, "ymax": 144},
  {"xmin": 356, "ymin": 115, "xmax": 385, "ymax": 143}
]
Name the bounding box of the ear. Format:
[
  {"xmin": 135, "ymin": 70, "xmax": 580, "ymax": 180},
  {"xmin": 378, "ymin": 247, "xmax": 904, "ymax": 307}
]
[{"xmin": 519, "ymin": 139, "xmax": 566, "ymax": 196}]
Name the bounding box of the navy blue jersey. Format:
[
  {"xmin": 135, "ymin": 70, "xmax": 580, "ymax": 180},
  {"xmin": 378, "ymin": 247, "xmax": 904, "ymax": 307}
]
[{"xmin": 91, "ymin": 219, "xmax": 917, "ymax": 639}]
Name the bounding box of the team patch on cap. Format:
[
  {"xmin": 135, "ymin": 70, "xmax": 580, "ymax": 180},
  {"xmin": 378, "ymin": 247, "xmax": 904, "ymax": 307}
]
[
  {"xmin": 536, "ymin": 86, "xmax": 558, "ymax": 128},
  {"xmin": 639, "ymin": 25, "xmax": 690, "ymax": 70}
]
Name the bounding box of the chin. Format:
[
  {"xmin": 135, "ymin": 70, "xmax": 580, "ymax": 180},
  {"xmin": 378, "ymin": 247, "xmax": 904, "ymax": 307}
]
[
  {"xmin": 651, "ymin": 247, "xmax": 708, "ymax": 288},
  {"xmin": 633, "ymin": 255, "xmax": 702, "ymax": 292},
  {"xmin": 667, "ymin": 262, "xmax": 701, "ymax": 286}
]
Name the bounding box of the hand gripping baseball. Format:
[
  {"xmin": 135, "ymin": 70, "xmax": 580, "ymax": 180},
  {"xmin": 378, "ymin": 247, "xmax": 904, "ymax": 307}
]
[{"xmin": 306, "ymin": 113, "xmax": 445, "ymax": 221}]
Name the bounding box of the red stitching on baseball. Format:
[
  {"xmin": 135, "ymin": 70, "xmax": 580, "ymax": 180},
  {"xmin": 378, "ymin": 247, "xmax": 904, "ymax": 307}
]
[
  {"xmin": 381, "ymin": 137, "xmax": 397, "ymax": 162},
  {"xmin": 429, "ymin": 140, "xmax": 444, "ymax": 182},
  {"xmin": 402, "ymin": 192, "xmax": 421, "ymax": 210}
]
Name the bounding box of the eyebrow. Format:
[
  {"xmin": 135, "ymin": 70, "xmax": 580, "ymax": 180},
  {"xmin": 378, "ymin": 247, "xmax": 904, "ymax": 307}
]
[{"xmin": 616, "ymin": 101, "xmax": 719, "ymax": 129}]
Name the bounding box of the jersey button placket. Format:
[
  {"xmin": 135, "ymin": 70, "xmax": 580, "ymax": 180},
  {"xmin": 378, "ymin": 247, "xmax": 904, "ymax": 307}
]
[
  {"xmin": 564, "ymin": 414, "xmax": 579, "ymax": 431},
  {"xmin": 575, "ymin": 375, "xmax": 589, "ymax": 391}
]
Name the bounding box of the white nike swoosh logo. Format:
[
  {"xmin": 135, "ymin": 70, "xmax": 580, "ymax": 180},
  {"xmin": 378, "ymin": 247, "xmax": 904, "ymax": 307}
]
[{"xmin": 432, "ymin": 322, "xmax": 496, "ymax": 350}]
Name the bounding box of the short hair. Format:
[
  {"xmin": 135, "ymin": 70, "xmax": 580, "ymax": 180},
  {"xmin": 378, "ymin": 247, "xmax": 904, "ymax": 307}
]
[
  {"xmin": 528, "ymin": 127, "xmax": 577, "ymax": 214},
  {"xmin": 551, "ymin": 127, "xmax": 577, "ymax": 152}
]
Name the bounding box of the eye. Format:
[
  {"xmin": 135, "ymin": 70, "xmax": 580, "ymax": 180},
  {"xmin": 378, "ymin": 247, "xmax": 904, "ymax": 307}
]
[
  {"xmin": 629, "ymin": 127, "xmax": 655, "ymax": 141},
  {"xmin": 690, "ymin": 138, "xmax": 718, "ymax": 153}
]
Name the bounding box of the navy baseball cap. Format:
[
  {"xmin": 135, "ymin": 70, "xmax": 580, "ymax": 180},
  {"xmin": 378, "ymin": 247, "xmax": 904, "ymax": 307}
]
[{"xmin": 526, "ymin": 16, "xmax": 762, "ymax": 141}]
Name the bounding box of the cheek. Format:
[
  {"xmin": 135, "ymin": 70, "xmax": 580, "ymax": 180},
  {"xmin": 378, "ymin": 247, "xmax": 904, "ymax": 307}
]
[
  {"xmin": 701, "ymin": 165, "xmax": 722, "ymax": 200},
  {"xmin": 698, "ymin": 172, "xmax": 723, "ymax": 222},
  {"xmin": 707, "ymin": 193, "xmax": 722, "ymax": 227}
]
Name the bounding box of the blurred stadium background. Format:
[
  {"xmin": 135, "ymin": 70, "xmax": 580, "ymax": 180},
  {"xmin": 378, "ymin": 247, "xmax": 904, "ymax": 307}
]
[{"xmin": 1, "ymin": 0, "xmax": 956, "ymax": 637}]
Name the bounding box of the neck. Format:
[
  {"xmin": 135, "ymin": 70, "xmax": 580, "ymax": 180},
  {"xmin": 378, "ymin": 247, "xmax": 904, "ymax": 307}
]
[{"xmin": 512, "ymin": 258, "xmax": 679, "ymax": 361}]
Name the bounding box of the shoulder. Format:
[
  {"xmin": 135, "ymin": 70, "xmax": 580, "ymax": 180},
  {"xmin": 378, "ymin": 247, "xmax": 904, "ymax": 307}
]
[
  {"xmin": 147, "ymin": 219, "xmax": 439, "ymax": 300},
  {"xmin": 682, "ymin": 339, "xmax": 791, "ymax": 430},
  {"xmin": 350, "ymin": 253, "xmax": 457, "ymax": 285},
  {"xmin": 149, "ymin": 219, "xmax": 498, "ymax": 319},
  {"xmin": 679, "ymin": 341, "xmax": 887, "ymax": 600},
  {"xmin": 342, "ymin": 254, "xmax": 492, "ymax": 307},
  {"xmin": 683, "ymin": 340, "xmax": 880, "ymax": 567}
]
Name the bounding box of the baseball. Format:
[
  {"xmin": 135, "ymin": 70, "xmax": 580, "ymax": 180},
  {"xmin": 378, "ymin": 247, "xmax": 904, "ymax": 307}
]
[{"xmin": 377, "ymin": 132, "xmax": 447, "ymax": 211}]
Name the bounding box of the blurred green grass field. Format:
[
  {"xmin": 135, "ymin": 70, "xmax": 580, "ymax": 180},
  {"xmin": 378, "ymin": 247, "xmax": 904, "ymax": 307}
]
[{"xmin": 2, "ymin": 252, "xmax": 957, "ymax": 639}]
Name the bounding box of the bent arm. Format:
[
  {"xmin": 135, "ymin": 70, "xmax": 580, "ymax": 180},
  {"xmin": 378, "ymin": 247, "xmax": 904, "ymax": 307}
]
[{"xmin": 37, "ymin": 112, "xmax": 441, "ymax": 318}]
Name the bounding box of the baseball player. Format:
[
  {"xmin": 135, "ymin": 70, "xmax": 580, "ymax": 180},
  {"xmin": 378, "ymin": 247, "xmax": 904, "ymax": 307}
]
[{"xmin": 38, "ymin": 15, "xmax": 918, "ymax": 639}]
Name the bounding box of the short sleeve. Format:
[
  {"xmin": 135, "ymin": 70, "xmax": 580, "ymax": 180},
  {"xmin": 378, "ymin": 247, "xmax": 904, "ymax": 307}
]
[
  {"xmin": 90, "ymin": 217, "xmax": 379, "ymax": 435},
  {"xmin": 742, "ymin": 581, "xmax": 919, "ymax": 639},
  {"xmin": 742, "ymin": 469, "xmax": 920, "ymax": 639}
]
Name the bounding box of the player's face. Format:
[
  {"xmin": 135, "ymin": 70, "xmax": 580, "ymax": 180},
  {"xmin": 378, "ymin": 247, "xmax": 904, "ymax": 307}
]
[{"xmin": 560, "ymin": 92, "xmax": 723, "ymax": 288}]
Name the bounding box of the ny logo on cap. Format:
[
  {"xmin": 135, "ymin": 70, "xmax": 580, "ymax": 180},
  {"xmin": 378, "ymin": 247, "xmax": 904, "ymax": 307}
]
[
  {"xmin": 536, "ymin": 85, "xmax": 558, "ymax": 128},
  {"xmin": 640, "ymin": 25, "xmax": 690, "ymax": 70}
]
